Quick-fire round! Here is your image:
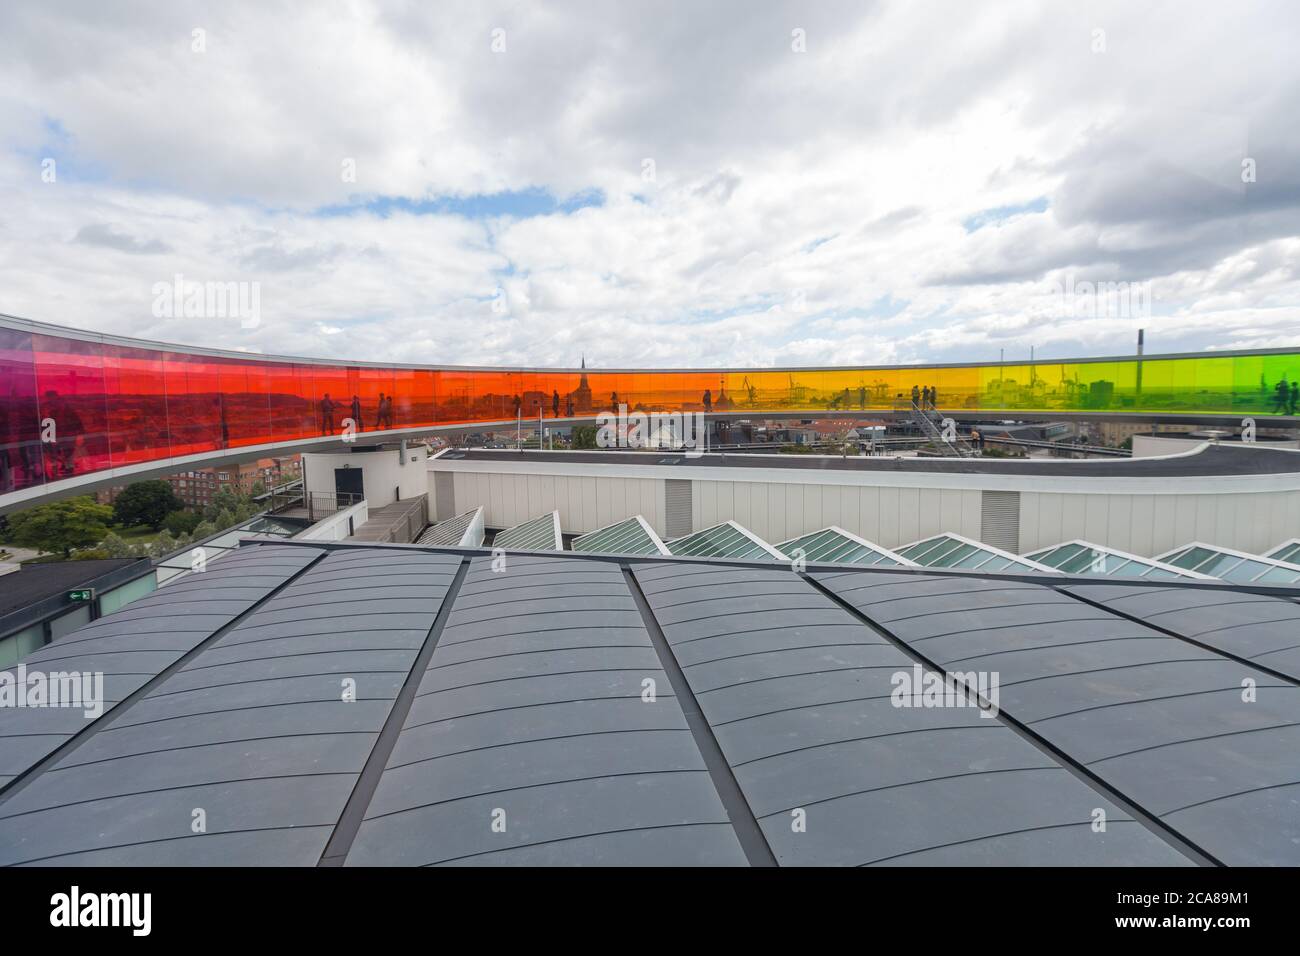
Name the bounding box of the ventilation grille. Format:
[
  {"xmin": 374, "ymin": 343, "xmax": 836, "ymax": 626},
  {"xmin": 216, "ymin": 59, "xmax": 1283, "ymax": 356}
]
[
  {"xmin": 980, "ymin": 490, "xmax": 1021, "ymax": 553},
  {"xmin": 664, "ymin": 479, "xmax": 693, "ymax": 539},
  {"xmin": 434, "ymin": 472, "xmax": 456, "ymax": 522}
]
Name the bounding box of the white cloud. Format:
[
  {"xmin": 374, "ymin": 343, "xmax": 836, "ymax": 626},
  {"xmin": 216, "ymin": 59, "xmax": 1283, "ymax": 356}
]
[{"xmin": 0, "ymin": 0, "xmax": 1297, "ymax": 367}]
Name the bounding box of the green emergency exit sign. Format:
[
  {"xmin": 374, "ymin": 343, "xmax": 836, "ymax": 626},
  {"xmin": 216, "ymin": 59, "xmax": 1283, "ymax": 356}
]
[{"xmin": 66, "ymin": 588, "xmax": 94, "ymax": 602}]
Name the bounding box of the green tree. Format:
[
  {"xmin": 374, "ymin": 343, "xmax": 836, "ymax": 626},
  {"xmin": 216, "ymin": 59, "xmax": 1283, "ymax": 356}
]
[
  {"xmin": 100, "ymin": 532, "xmax": 145, "ymax": 558},
  {"xmin": 163, "ymin": 509, "xmax": 203, "ymax": 536},
  {"xmin": 149, "ymin": 530, "xmax": 179, "ymax": 559},
  {"xmin": 571, "ymin": 425, "xmax": 598, "ymax": 449},
  {"xmin": 204, "ymin": 488, "xmax": 250, "ymax": 523},
  {"xmin": 8, "ymin": 497, "xmax": 114, "ymax": 559},
  {"xmin": 113, "ymin": 480, "xmax": 184, "ymax": 530}
]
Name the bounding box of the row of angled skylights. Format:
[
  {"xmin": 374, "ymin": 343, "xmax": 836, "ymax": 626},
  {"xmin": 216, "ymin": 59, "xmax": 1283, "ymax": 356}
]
[
  {"xmin": 424, "ymin": 510, "xmax": 1300, "ymax": 587},
  {"xmin": 1023, "ymin": 540, "xmax": 1211, "ymax": 581},
  {"xmin": 1157, "ymin": 542, "xmax": 1300, "ymax": 585}
]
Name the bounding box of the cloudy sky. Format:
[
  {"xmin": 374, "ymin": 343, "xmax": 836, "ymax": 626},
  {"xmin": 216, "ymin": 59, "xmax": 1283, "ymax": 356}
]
[{"xmin": 1, "ymin": 0, "xmax": 1298, "ymax": 368}]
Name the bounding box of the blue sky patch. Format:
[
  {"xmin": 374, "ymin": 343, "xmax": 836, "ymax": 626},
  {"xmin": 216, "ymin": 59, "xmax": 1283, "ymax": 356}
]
[
  {"xmin": 963, "ymin": 196, "xmax": 1049, "ymax": 232},
  {"xmin": 316, "ymin": 187, "xmax": 604, "ymax": 220}
]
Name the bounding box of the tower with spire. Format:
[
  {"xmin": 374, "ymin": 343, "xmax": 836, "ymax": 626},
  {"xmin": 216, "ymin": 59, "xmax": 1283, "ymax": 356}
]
[{"xmin": 571, "ymin": 354, "xmax": 593, "ymax": 412}]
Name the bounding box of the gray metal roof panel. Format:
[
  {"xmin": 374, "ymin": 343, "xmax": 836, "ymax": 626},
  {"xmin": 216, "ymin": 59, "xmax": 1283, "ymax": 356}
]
[
  {"xmin": 0, "ymin": 544, "xmax": 326, "ymax": 786},
  {"xmin": 3, "ymin": 537, "xmax": 1297, "ymax": 866},
  {"xmin": 814, "ymin": 569, "xmax": 1300, "ymax": 865},
  {"xmin": 0, "ymin": 548, "xmax": 460, "ymax": 866},
  {"xmin": 13, "ymin": 827, "xmax": 338, "ymax": 867},
  {"xmin": 346, "ymin": 554, "xmax": 746, "ymax": 866},
  {"xmin": 634, "ymin": 563, "xmax": 1193, "ymax": 866},
  {"xmin": 1063, "ymin": 583, "xmax": 1300, "ymax": 681},
  {"xmin": 431, "ymin": 824, "xmax": 745, "ymax": 866}
]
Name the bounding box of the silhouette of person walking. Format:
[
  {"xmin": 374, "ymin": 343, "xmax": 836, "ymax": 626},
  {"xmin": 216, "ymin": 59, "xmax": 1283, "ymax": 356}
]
[
  {"xmin": 552, "ymin": 390, "xmax": 560, "ymax": 418},
  {"xmin": 217, "ymin": 393, "xmax": 229, "ymax": 449},
  {"xmin": 320, "ymin": 393, "xmax": 337, "ymax": 435},
  {"xmin": 1274, "ymin": 379, "xmax": 1290, "ymax": 414},
  {"xmin": 703, "ymin": 389, "xmax": 712, "ymax": 413},
  {"xmin": 911, "ymin": 385, "xmax": 920, "ymax": 406},
  {"xmin": 350, "ymin": 395, "xmax": 363, "ymax": 432},
  {"xmin": 513, "ymin": 394, "xmax": 521, "ymax": 417}
]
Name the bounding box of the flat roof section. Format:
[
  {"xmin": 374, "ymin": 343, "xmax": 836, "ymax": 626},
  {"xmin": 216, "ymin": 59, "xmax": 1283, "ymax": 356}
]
[
  {"xmin": 0, "ymin": 559, "xmax": 147, "ymax": 617},
  {"xmin": 443, "ymin": 443, "xmax": 1300, "ymax": 477}
]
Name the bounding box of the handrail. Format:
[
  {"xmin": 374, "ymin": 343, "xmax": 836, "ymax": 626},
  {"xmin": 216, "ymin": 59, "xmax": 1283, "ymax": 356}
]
[{"xmin": 910, "ymin": 400, "xmax": 971, "ymax": 457}]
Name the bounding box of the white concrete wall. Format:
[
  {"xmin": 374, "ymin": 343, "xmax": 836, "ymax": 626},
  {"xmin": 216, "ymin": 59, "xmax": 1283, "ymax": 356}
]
[
  {"xmin": 1019, "ymin": 489, "xmax": 1300, "ymax": 556},
  {"xmin": 691, "ymin": 480, "xmax": 983, "ymax": 547},
  {"xmin": 428, "ymin": 448, "xmax": 1300, "ymax": 556},
  {"xmin": 303, "ymin": 446, "xmax": 427, "ymax": 509},
  {"xmin": 449, "ymin": 470, "xmax": 661, "ymax": 533},
  {"xmin": 438, "ymin": 468, "xmax": 986, "ymax": 546}
]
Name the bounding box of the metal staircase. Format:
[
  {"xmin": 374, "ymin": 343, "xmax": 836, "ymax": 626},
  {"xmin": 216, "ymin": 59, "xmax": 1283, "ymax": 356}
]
[{"xmin": 910, "ymin": 400, "xmax": 971, "ymax": 457}]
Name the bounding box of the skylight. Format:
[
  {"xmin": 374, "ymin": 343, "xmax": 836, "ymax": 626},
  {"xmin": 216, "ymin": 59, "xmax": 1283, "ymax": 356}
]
[
  {"xmin": 1024, "ymin": 540, "xmax": 1211, "ymax": 580},
  {"xmin": 895, "ymin": 533, "xmax": 1055, "ymax": 575},
  {"xmin": 777, "ymin": 526, "xmax": 912, "ymax": 567},
  {"xmin": 1157, "ymin": 542, "xmax": 1300, "ymax": 585},
  {"xmin": 666, "ymin": 521, "xmax": 787, "ymax": 561},
  {"xmin": 572, "ymin": 516, "xmax": 670, "ymax": 556},
  {"xmin": 492, "ymin": 511, "xmax": 563, "ymax": 551}
]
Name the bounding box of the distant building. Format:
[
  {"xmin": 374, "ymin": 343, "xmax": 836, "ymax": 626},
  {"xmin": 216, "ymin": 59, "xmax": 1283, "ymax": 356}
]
[{"xmin": 570, "ymin": 357, "xmax": 594, "ymax": 413}]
